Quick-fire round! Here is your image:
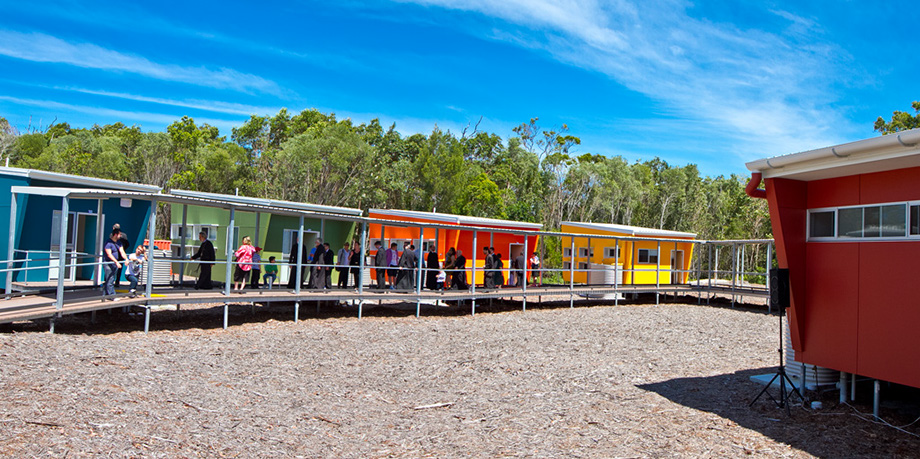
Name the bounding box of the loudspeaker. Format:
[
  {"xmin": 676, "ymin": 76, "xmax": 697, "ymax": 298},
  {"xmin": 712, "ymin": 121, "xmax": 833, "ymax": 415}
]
[{"xmin": 770, "ymin": 268, "xmax": 790, "ymax": 309}]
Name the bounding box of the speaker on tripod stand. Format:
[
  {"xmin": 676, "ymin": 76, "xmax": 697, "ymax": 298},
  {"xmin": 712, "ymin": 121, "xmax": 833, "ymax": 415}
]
[{"xmin": 751, "ymin": 268, "xmax": 802, "ymax": 413}]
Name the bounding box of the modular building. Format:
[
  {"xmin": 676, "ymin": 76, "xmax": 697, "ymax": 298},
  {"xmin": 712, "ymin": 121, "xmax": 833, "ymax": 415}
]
[
  {"xmin": 745, "ymin": 128, "xmax": 920, "ymax": 390},
  {"xmin": 0, "ymin": 167, "xmax": 160, "ymax": 286},
  {"xmin": 168, "ymin": 190, "xmax": 362, "ymax": 286},
  {"xmin": 367, "ymin": 209, "xmax": 541, "ymax": 286},
  {"xmin": 560, "ymin": 221, "xmax": 696, "ymax": 285}
]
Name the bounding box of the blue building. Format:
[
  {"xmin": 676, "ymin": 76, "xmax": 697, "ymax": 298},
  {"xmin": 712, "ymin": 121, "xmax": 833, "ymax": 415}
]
[{"xmin": 0, "ymin": 167, "xmax": 161, "ymax": 287}]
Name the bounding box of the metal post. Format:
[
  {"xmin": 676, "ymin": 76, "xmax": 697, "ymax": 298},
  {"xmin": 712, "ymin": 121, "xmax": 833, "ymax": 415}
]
[
  {"xmin": 254, "ymin": 212, "xmax": 261, "ymax": 249},
  {"xmin": 223, "ymin": 303, "xmax": 229, "ymax": 330},
  {"xmin": 294, "ymin": 301, "xmax": 300, "ymax": 323},
  {"xmin": 144, "ymin": 307, "xmax": 150, "ymax": 334},
  {"xmin": 95, "ymin": 199, "xmax": 104, "ymax": 286},
  {"xmin": 731, "ymin": 243, "xmax": 737, "ymax": 307},
  {"xmin": 56, "ymin": 197, "xmax": 69, "ymax": 311},
  {"xmin": 851, "ymin": 372, "xmax": 856, "ymax": 401},
  {"xmin": 712, "ymin": 246, "xmax": 718, "ymax": 303},
  {"xmin": 471, "ymin": 231, "xmax": 477, "ymax": 315},
  {"xmin": 656, "ymin": 240, "xmax": 661, "ymax": 305},
  {"xmin": 179, "ymin": 204, "xmax": 187, "ymax": 286},
  {"xmin": 522, "ymin": 233, "xmax": 528, "ymax": 311},
  {"xmin": 614, "ymin": 238, "xmax": 619, "ymax": 307},
  {"xmin": 569, "ymin": 238, "xmax": 575, "ymax": 308},
  {"xmin": 5, "ymin": 192, "xmax": 16, "ymax": 296},
  {"xmin": 839, "ymin": 371, "xmax": 847, "ymax": 404},
  {"xmin": 320, "ymin": 218, "xmax": 325, "ymax": 240},
  {"xmin": 295, "ymin": 216, "xmax": 304, "ymax": 295},
  {"xmin": 766, "ymin": 242, "xmax": 773, "ymax": 314},
  {"xmin": 145, "ymin": 198, "xmax": 157, "ymax": 299},
  {"xmin": 586, "ymin": 236, "xmax": 591, "ymax": 287},
  {"xmin": 224, "ymin": 207, "xmax": 236, "ymax": 296},
  {"xmin": 873, "ymin": 380, "xmax": 881, "ymax": 419},
  {"xmin": 358, "ymin": 220, "xmax": 367, "ymax": 319},
  {"xmin": 416, "ymin": 227, "xmax": 424, "ymax": 318}
]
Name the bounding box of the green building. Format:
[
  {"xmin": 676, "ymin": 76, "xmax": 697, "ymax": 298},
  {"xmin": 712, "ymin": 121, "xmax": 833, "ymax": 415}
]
[{"xmin": 168, "ymin": 190, "xmax": 362, "ymax": 287}]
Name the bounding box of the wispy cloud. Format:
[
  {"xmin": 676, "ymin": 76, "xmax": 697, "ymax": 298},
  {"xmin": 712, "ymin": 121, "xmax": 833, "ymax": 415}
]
[
  {"xmin": 397, "ymin": 0, "xmax": 854, "ymax": 158},
  {"xmin": 0, "ymin": 95, "xmax": 241, "ymax": 131},
  {"xmin": 56, "ymin": 87, "xmax": 282, "ymax": 117},
  {"xmin": 0, "ymin": 30, "xmax": 282, "ymax": 96}
]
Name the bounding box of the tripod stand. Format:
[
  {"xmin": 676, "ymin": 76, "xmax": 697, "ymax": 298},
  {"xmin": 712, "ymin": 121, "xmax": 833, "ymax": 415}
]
[{"xmin": 750, "ymin": 308, "xmax": 803, "ymax": 414}]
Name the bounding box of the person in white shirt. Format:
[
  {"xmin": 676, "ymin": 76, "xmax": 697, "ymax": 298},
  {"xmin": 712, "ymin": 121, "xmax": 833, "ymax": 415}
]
[
  {"xmin": 125, "ymin": 245, "xmax": 146, "ymax": 297},
  {"xmin": 529, "ymin": 252, "xmax": 541, "ymax": 286}
]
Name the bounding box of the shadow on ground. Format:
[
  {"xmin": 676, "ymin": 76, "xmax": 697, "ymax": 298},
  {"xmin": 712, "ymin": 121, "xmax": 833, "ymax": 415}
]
[
  {"xmin": 638, "ymin": 368, "xmax": 920, "ymax": 457},
  {"xmin": 0, "ymin": 293, "xmax": 770, "ymax": 335}
]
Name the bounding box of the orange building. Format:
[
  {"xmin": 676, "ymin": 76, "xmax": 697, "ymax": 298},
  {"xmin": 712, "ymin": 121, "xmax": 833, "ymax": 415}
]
[{"xmin": 367, "ymin": 209, "xmax": 541, "ymax": 286}]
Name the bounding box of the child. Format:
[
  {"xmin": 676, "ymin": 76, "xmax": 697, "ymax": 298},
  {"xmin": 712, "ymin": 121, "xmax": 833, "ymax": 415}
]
[
  {"xmin": 250, "ymin": 247, "xmax": 263, "ymax": 289},
  {"xmin": 263, "ymin": 256, "xmax": 278, "ymax": 288},
  {"xmin": 125, "ymin": 245, "xmax": 146, "ymax": 298},
  {"xmin": 436, "ymin": 270, "xmax": 446, "ymax": 291}
]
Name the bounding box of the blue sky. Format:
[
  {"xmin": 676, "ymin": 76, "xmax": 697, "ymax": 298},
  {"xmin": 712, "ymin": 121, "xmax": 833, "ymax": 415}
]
[{"xmin": 0, "ymin": 0, "xmax": 916, "ymax": 176}]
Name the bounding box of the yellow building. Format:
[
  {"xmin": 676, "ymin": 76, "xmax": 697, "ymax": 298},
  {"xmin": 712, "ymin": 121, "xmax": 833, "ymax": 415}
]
[{"xmin": 560, "ymin": 222, "xmax": 696, "ymax": 285}]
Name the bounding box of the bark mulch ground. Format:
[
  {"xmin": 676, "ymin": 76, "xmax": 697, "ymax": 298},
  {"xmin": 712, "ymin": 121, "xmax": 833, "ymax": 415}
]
[{"xmin": 1, "ymin": 298, "xmax": 918, "ymax": 457}]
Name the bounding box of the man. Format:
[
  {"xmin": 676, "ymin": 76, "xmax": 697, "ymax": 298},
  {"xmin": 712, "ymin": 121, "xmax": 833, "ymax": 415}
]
[
  {"xmin": 102, "ymin": 228, "xmax": 122, "ymax": 300},
  {"xmin": 514, "ymin": 251, "xmax": 526, "ymax": 288},
  {"xmin": 322, "ymin": 242, "xmax": 334, "ymax": 289},
  {"xmin": 482, "ymin": 246, "xmax": 495, "ymax": 289},
  {"xmin": 386, "ymin": 242, "xmax": 399, "ymax": 289},
  {"xmin": 425, "ymin": 245, "xmax": 439, "ymax": 290},
  {"xmin": 373, "ymin": 241, "xmax": 387, "ymax": 289},
  {"xmin": 349, "ymin": 242, "xmax": 362, "ymax": 290},
  {"xmin": 453, "ymin": 249, "xmax": 468, "ymax": 290},
  {"xmin": 311, "ymin": 238, "xmax": 326, "ymax": 289},
  {"xmin": 337, "ymin": 242, "xmax": 351, "ymax": 289},
  {"xmin": 395, "ymin": 242, "xmax": 416, "ymax": 290},
  {"xmin": 190, "ymin": 230, "xmax": 215, "ymax": 289},
  {"xmin": 286, "ymin": 234, "xmax": 308, "ymax": 290}
]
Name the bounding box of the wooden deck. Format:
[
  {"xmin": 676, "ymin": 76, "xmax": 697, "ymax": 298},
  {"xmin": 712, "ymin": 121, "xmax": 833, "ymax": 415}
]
[{"xmin": 0, "ymin": 281, "xmax": 769, "ymax": 332}]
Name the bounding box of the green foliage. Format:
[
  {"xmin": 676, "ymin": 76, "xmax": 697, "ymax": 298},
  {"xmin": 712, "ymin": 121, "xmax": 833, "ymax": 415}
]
[
  {"xmin": 4, "ymin": 109, "xmax": 776, "ymax": 244},
  {"xmin": 875, "ymin": 102, "xmax": 920, "ymax": 134}
]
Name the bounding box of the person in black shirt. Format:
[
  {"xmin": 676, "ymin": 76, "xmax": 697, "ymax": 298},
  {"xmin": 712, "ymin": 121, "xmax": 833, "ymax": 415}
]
[
  {"xmin": 311, "ymin": 238, "xmax": 326, "ymax": 289},
  {"xmin": 286, "ymin": 235, "xmax": 308, "ymax": 290},
  {"xmin": 190, "ymin": 231, "xmax": 215, "ymax": 289},
  {"xmin": 322, "ymin": 242, "xmax": 334, "ymax": 289},
  {"xmin": 425, "ymin": 245, "xmax": 439, "ymax": 290},
  {"xmin": 349, "ymin": 242, "xmax": 362, "ymax": 290}
]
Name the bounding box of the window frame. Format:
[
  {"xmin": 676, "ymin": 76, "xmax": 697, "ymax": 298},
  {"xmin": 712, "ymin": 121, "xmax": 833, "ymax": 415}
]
[{"xmin": 807, "ymin": 200, "xmax": 920, "ymax": 242}]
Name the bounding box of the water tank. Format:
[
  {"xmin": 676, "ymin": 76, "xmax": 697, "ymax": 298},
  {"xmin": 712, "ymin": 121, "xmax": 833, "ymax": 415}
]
[{"xmin": 784, "ymin": 316, "xmax": 838, "ymax": 387}]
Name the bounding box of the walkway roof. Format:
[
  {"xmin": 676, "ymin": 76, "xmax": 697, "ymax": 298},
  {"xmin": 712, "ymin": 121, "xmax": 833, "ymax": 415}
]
[
  {"xmin": 368, "ymin": 208, "xmax": 543, "ymax": 230},
  {"xmin": 561, "ymin": 221, "xmax": 697, "ymax": 238},
  {"xmin": 0, "ymin": 166, "xmax": 161, "ymax": 193},
  {"xmin": 169, "ymin": 189, "xmax": 363, "ymax": 216}
]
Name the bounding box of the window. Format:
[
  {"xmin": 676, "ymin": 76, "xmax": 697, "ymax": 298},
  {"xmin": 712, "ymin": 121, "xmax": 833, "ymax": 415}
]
[
  {"xmin": 577, "ymin": 247, "xmax": 594, "ymax": 257},
  {"xmin": 810, "ymin": 202, "xmax": 914, "ymax": 240},
  {"xmin": 563, "ymin": 247, "xmax": 572, "ymax": 257},
  {"xmin": 637, "ymin": 249, "xmax": 659, "ymax": 264},
  {"xmin": 604, "ymin": 246, "xmax": 619, "ymax": 260},
  {"xmin": 911, "ymin": 205, "xmax": 920, "ymax": 235},
  {"xmin": 563, "ymin": 261, "xmax": 571, "ymax": 269},
  {"xmin": 577, "ymin": 262, "xmax": 588, "ymax": 270},
  {"xmin": 809, "ymin": 211, "xmax": 835, "ymax": 238}
]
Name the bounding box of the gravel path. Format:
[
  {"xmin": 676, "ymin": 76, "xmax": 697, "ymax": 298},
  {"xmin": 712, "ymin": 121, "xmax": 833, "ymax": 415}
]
[{"xmin": 0, "ymin": 302, "xmax": 917, "ymax": 457}]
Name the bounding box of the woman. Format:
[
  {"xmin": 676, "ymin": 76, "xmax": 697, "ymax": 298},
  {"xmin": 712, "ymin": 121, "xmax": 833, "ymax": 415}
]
[
  {"xmin": 425, "ymin": 245, "xmax": 439, "ymax": 290},
  {"xmin": 349, "ymin": 242, "xmax": 362, "ymax": 289},
  {"xmin": 529, "ymin": 252, "xmax": 541, "ymax": 286},
  {"xmin": 233, "ymin": 236, "xmax": 257, "ymax": 293},
  {"xmin": 125, "ymin": 245, "xmax": 146, "ymax": 298},
  {"xmin": 443, "ymin": 247, "xmax": 457, "ymax": 289}
]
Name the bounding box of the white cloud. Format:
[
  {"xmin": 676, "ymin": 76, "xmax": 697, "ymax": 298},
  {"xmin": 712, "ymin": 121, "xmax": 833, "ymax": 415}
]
[
  {"xmin": 0, "ymin": 30, "xmax": 282, "ymax": 95},
  {"xmin": 56, "ymin": 87, "xmax": 282, "ymax": 117},
  {"xmin": 397, "ymin": 0, "xmax": 853, "ymax": 159},
  {"xmin": 0, "ymin": 95, "xmax": 240, "ymax": 132}
]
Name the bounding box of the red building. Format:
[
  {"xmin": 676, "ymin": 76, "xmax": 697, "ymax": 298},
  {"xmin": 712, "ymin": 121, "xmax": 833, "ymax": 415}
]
[{"xmin": 746, "ymin": 128, "xmax": 920, "ymax": 389}]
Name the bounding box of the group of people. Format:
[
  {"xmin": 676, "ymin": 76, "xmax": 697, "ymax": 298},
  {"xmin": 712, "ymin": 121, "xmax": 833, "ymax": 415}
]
[
  {"xmin": 101, "ymin": 223, "xmax": 147, "ymax": 300},
  {"xmin": 285, "ymin": 236, "xmax": 363, "ymax": 291}
]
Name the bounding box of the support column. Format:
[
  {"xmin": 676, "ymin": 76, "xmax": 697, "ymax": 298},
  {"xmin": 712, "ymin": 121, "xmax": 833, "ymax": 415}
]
[
  {"xmin": 224, "ymin": 207, "xmax": 236, "ymax": 296},
  {"xmin": 416, "ymin": 227, "xmax": 424, "ymax": 318},
  {"xmin": 522, "ymin": 233, "xmax": 528, "ymax": 311},
  {"xmin": 874, "ymin": 380, "xmax": 881, "ymax": 419},
  {"xmin": 839, "ymin": 371, "xmax": 848, "ymax": 404},
  {"xmin": 358, "ymin": 220, "xmax": 367, "ymax": 319},
  {"xmin": 54, "ymin": 197, "xmax": 69, "ymax": 325},
  {"xmin": 471, "ymin": 231, "xmax": 477, "ymax": 315},
  {"xmin": 656, "ymin": 240, "xmax": 661, "ymax": 305},
  {"xmin": 145, "ymin": 199, "xmax": 157, "ymax": 299},
  {"xmin": 5, "ymin": 192, "xmax": 16, "ymax": 296},
  {"xmin": 569, "ymin": 238, "xmax": 575, "ymax": 309},
  {"xmin": 614, "ymin": 238, "xmax": 619, "ymax": 307},
  {"xmin": 254, "ymin": 212, "xmax": 261, "ymax": 248},
  {"xmin": 766, "ymin": 242, "xmax": 773, "ymax": 314},
  {"xmin": 296, "ymin": 215, "xmax": 305, "ymax": 297},
  {"xmin": 179, "ymin": 204, "xmax": 187, "ymax": 286},
  {"xmin": 94, "ymin": 199, "xmax": 104, "ymax": 287}
]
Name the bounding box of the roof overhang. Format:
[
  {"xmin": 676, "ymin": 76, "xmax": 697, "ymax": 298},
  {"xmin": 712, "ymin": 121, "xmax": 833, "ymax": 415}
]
[
  {"xmin": 0, "ymin": 166, "xmax": 162, "ymax": 192},
  {"xmin": 169, "ymin": 189, "xmax": 363, "ymax": 216},
  {"xmin": 561, "ymin": 221, "xmax": 697, "ymax": 238},
  {"xmin": 745, "ymin": 128, "xmax": 920, "ymax": 181},
  {"xmin": 368, "ymin": 208, "xmax": 543, "ymax": 230}
]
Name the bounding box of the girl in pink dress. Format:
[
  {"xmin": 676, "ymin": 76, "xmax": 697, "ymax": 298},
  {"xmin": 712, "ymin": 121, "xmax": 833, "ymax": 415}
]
[{"xmin": 233, "ymin": 236, "xmax": 257, "ymax": 293}]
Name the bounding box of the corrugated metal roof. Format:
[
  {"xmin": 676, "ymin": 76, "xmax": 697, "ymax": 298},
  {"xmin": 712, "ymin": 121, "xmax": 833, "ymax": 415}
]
[
  {"xmin": 561, "ymin": 221, "xmax": 696, "ymax": 238},
  {"xmin": 169, "ymin": 189, "xmax": 363, "ymax": 216},
  {"xmin": 368, "ymin": 208, "xmax": 543, "ymax": 229},
  {"xmin": 0, "ymin": 166, "xmax": 162, "ymax": 192}
]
